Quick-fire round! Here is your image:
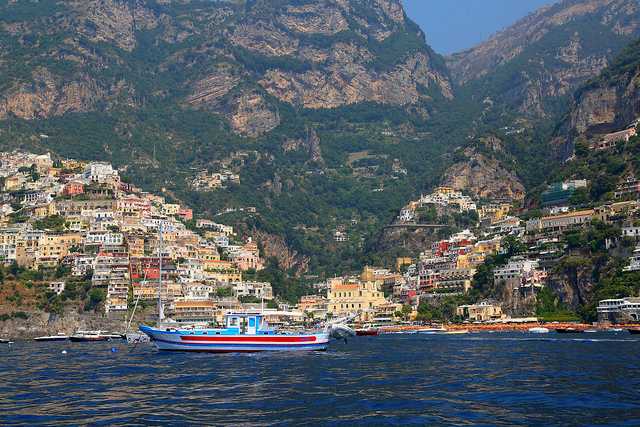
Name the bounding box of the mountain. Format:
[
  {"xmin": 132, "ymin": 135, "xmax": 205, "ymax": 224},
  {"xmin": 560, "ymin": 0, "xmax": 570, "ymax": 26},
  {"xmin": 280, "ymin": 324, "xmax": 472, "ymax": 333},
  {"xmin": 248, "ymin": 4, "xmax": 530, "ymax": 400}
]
[
  {"xmin": 566, "ymin": 38, "xmax": 640, "ymax": 139},
  {"xmin": 448, "ymin": 0, "xmax": 640, "ymax": 121},
  {"xmin": 0, "ymin": 0, "xmax": 464, "ymax": 276},
  {"xmin": 0, "ymin": 0, "xmax": 452, "ymax": 132}
]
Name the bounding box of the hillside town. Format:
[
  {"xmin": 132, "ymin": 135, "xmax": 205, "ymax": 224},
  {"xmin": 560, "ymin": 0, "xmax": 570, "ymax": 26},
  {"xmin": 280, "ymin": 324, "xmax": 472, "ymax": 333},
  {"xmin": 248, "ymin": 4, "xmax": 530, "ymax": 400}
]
[{"xmin": 1, "ymin": 148, "xmax": 640, "ymax": 330}]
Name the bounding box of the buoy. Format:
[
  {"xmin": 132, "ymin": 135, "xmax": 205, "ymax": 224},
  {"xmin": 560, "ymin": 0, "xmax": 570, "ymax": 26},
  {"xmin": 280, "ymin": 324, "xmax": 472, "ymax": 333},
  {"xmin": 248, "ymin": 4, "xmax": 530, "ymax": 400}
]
[
  {"xmin": 111, "ymin": 347, "xmax": 118, "ymax": 353},
  {"xmin": 61, "ymin": 350, "xmax": 67, "ymax": 354}
]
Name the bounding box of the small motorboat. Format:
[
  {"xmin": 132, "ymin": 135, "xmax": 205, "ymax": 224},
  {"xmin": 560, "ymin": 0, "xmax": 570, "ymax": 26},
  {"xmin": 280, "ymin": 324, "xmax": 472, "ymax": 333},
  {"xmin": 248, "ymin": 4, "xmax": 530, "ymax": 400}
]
[
  {"xmin": 34, "ymin": 333, "xmax": 69, "ymax": 342},
  {"xmin": 610, "ymin": 328, "xmax": 624, "ymax": 332},
  {"xmin": 70, "ymin": 331, "xmax": 124, "ymax": 342},
  {"xmin": 126, "ymin": 332, "xmax": 150, "ymax": 344},
  {"xmin": 328, "ymin": 323, "xmax": 356, "ymax": 340},
  {"xmin": 0, "ymin": 338, "xmax": 12, "ymax": 344},
  {"xmin": 445, "ymin": 329, "xmax": 469, "ymax": 335},
  {"xmin": 355, "ymin": 328, "xmax": 379, "ymax": 336},
  {"xmin": 584, "ymin": 329, "xmax": 598, "ymax": 333},
  {"xmin": 555, "ymin": 328, "xmax": 584, "ymax": 334},
  {"xmin": 416, "ymin": 327, "xmax": 447, "ymax": 334},
  {"xmin": 528, "ymin": 327, "xmax": 550, "ymax": 334},
  {"xmin": 627, "ymin": 328, "xmax": 640, "ymax": 335}
]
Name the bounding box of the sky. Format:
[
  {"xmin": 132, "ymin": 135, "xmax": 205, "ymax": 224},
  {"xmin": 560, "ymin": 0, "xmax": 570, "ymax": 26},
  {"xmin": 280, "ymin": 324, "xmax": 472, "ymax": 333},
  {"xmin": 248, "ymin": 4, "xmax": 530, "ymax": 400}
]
[{"xmin": 402, "ymin": 0, "xmax": 557, "ymax": 55}]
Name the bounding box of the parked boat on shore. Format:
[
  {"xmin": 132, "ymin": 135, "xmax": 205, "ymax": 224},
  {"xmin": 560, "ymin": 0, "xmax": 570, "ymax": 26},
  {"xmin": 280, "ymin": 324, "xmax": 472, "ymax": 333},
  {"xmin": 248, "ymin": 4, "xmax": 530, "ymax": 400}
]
[
  {"xmin": 141, "ymin": 312, "xmax": 329, "ymax": 352},
  {"xmin": 34, "ymin": 333, "xmax": 69, "ymax": 342}
]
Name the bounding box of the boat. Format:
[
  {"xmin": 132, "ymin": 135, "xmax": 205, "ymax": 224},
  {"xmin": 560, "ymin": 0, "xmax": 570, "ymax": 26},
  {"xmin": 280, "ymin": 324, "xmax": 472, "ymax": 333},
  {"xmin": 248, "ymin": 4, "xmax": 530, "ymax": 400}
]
[
  {"xmin": 610, "ymin": 328, "xmax": 624, "ymax": 332},
  {"xmin": 555, "ymin": 328, "xmax": 584, "ymax": 334},
  {"xmin": 0, "ymin": 338, "xmax": 12, "ymax": 344},
  {"xmin": 34, "ymin": 333, "xmax": 69, "ymax": 342},
  {"xmin": 445, "ymin": 329, "xmax": 469, "ymax": 335},
  {"xmin": 627, "ymin": 328, "xmax": 640, "ymax": 335},
  {"xmin": 328, "ymin": 323, "xmax": 356, "ymax": 340},
  {"xmin": 584, "ymin": 329, "xmax": 598, "ymax": 333},
  {"xmin": 416, "ymin": 327, "xmax": 447, "ymax": 334},
  {"xmin": 69, "ymin": 330, "xmax": 124, "ymax": 342},
  {"xmin": 528, "ymin": 327, "xmax": 550, "ymax": 334},
  {"xmin": 140, "ymin": 312, "xmax": 329, "ymax": 352},
  {"xmin": 355, "ymin": 327, "xmax": 379, "ymax": 336}
]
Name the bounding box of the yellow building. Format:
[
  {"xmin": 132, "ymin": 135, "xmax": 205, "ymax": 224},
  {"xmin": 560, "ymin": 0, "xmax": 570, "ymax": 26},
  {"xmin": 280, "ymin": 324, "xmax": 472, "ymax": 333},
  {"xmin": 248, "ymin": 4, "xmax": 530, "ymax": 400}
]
[
  {"xmin": 203, "ymin": 260, "xmax": 242, "ymax": 283},
  {"xmin": 479, "ymin": 203, "xmax": 512, "ymax": 224},
  {"xmin": 162, "ymin": 203, "xmax": 181, "ymax": 215},
  {"xmin": 327, "ymin": 277, "xmax": 387, "ymax": 320},
  {"xmin": 38, "ymin": 233, "xmax": 82, "ymax": 259},
  {"xmin": 33, "ymin": 203, "xmax": 58, "ymax": 218}
]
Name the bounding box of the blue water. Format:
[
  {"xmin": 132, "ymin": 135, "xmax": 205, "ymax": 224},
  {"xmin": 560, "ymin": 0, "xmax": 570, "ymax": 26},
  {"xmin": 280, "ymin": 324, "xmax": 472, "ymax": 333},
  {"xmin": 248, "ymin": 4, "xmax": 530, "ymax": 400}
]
[{"xmin": 2, "ymin": 332, "xmax": 640, "ymax": 426}]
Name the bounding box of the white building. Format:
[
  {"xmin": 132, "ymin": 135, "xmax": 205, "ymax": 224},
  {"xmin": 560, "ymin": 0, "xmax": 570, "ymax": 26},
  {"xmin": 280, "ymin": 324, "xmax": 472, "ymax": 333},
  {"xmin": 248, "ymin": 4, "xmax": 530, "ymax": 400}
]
[
  {"xmin": 48, "ymin": 281, "xmax": 65, "ymax": 295},
  {"xmin": 232, "ymin": 281, "xmax": 273, "ymax": 300}
]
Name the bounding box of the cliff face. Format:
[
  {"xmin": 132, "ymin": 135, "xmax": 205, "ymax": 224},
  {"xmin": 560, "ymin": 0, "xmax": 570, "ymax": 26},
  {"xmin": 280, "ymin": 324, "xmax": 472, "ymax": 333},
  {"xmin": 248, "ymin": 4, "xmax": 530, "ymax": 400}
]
[
  {"xmin": 448, "ymin": 0, "xmax": 640, "ymax": 119},
  {"xmin": 0, "ymin": 0, "xmax": 451, "ymax": 137},
  {"xmin": 441, "ymin": 146, "xmax": 525, "ymax": 202},
  {"xmin": 569, "ymin": 39, "xmax": 640, "ymax": 136}
]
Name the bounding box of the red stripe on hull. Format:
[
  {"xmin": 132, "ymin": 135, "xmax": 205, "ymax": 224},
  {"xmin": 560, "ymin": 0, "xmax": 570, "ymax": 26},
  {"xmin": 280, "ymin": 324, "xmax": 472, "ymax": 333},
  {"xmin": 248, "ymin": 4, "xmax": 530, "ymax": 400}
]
[{"xmin": 180, "ymin": 335, "xmax": 317, "ymax": 343}]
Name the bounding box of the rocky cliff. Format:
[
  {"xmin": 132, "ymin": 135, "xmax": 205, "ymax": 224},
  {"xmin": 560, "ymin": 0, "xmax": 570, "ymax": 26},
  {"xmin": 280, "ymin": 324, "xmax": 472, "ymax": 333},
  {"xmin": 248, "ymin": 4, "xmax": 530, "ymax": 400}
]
[
  {"xmin": 448, "ymin": 0, "xmax": 640, "ymax": 119},
  {"xmin": 0, "ymin": 0, "xmax": 452, "ymax": 137},
  {"xmin": 441, "ymin": 143, "xmax": 525, "ymax": 203}
]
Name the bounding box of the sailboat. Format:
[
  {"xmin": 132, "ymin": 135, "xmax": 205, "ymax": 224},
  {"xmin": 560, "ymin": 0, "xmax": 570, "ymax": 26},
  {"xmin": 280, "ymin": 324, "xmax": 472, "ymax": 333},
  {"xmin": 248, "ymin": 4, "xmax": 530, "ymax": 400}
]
[{"xmin": 139, "ymin": 225, "xmax": 330, "ymax": 352}]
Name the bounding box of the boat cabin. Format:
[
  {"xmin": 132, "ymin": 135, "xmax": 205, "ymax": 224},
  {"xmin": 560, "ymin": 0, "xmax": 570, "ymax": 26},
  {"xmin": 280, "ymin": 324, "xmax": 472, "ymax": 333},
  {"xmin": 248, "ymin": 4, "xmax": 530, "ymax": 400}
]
[{"xmin": 224, "ymin": 312, "xmax": 271, "ymax": 335}]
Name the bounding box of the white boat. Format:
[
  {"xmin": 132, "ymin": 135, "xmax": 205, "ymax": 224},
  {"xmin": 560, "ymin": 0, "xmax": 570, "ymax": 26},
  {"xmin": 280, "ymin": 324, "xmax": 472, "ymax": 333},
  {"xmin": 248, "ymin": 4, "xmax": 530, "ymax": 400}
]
[
  {"xmin": 34, "ymin": 333, "xmax": 69, "ymax": 342},
  {"xmin": 416, "ymin": 327, "xmax": 447, "ymax": 334},
  {"xmin": 140, "ymin": 312, "xmax": 329, "ymax": 352},
  {"xmin": 70, "ymin": 330, "xmax": 124, "ymax": 342},
  {"xmin": 445, "ymin": 329, "xmax": 469, "ymax": 335},
  {"xmin": 328, "ymin": 323, "xmax": 356, "ymax": 340},
  {"xmin": 528, "ymin": 327, "xmax": 550, "ymax": 334}
]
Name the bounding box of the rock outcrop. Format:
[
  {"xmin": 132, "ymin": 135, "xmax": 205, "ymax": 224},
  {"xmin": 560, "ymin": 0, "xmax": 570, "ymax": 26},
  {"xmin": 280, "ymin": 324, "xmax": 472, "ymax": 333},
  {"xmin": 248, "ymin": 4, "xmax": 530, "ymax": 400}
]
[{"xmin": 441, "ymin": 147, "xmax": 525, "ymax": 202}]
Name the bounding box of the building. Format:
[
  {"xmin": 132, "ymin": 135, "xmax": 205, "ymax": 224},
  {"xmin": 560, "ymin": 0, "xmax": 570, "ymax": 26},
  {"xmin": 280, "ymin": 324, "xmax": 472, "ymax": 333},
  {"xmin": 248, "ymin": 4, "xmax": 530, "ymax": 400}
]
[
  {"xmin": 494, "ymin": 258, "xmax": 547, "ymax": 291},
  {"xmin": 526, "ymin": 209, "xmax": 593, "ymax": 233},
  {"xmin": 615, "ymin": 175, "xmax": 640, "ymax": 199},
  {"xmin": 62, "ymin": 181, "xmax": 84, "ymax": 197},
  {"xmin": 592, "ymin": 128, "xmax": 637, "ymax": 150},
  {"xmin": 327, "ymin": 277, "xmax": 387, "ymax": 320},
  {"xmin": 624, "ymin": 245, "xmax": 640, "ymax": 272},
  {"xmin": 85, "ymin": 163, "xmax": 119, "ymax": 185},
  {"xmin": 456, "ymin": 301, "xmax": 504, "ymax": 322},
  {"xmin": 597, "ymin": 297, "xmax": 640, "ymax": 323},
  {"xmin": 540, "ymin": 180, "xmax": 587, "ymax": 207},
  {"xmin": 92, "ymin": 251, "xmax": 130, "ymax": 313},
  {"xmin": 297, "ymin": 295, "xmax": 328, "ymax": 319},
  {"xmin": 169, "ymin": 299, "xmax": 216, "ymax": 323},
  {"xmin": 48, "ymin": 281, "xmax": 65, "ymax": 295},
  {"xmin": 232, "ymin": 281, "xmax": 273, "ymax": 300}
]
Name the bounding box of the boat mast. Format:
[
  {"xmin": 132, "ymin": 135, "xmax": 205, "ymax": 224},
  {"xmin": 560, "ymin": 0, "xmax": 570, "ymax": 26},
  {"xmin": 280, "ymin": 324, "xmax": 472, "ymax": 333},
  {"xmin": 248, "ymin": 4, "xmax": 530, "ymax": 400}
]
[{"xmin": 157, "ymin": 222, "xmax": 164, "ymax": 323}]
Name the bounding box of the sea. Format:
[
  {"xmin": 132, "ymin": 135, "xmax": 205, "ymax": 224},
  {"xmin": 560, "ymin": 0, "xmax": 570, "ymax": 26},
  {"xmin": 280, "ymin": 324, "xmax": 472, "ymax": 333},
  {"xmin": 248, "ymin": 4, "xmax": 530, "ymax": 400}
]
[{"xmin": 1, "ymin": 332, "xmax": 640, "ymax": 426}]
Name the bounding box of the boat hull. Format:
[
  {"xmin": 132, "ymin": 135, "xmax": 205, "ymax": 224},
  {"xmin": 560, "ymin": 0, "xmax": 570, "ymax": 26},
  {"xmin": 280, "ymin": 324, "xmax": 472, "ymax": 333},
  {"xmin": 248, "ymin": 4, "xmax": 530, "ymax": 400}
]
[
  {"xmin": 140, "ymin": 326, "xmax": 330, "ymax": 352},
  {"xmin": 34, "ymin": 336, "xmax": 69, "ymax": 342}
]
